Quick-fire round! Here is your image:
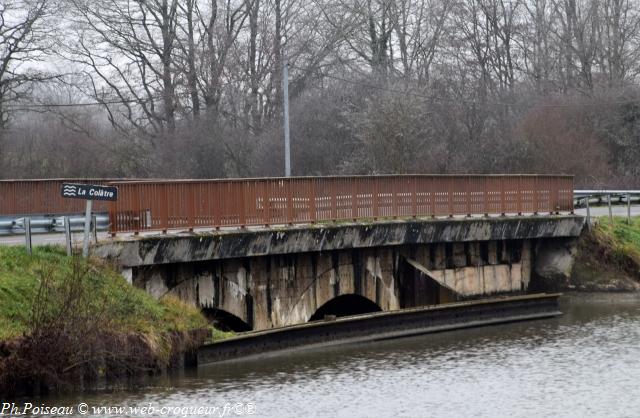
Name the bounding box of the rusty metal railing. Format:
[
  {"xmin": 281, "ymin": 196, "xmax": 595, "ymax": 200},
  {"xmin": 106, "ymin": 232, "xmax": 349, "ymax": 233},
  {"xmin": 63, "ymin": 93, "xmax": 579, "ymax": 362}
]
[
  {"xmin": 0, "ymin": 179, "xmax": 121, "ymax": 216},
  {"xmin": 107, "ymin": 175, "xmax": 574, "ymax": 234}
]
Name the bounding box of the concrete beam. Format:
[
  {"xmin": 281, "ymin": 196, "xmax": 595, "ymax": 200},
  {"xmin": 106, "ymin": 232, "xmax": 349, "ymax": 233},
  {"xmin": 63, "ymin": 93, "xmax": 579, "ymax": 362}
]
[{"xmin": 95, "ymin": 215, "xmax": 584, "ymax": 268}]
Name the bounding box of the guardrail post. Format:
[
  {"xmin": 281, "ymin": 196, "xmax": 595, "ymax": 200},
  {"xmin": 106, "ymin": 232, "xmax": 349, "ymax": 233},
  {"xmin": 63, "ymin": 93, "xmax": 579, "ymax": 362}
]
[
  {"xmin": 608, "ymin": 194, "xmax": 613, "ymax": 224},
  {"xmin": 109, "ymin": 199, "xmax": 117, "ymax": 237},
  {"xmin": 82, "ymin": 199, "xmax": 93, "ymax": 257},
  {"xmin": 25, "ymin": 217, "xmax": 32, "ymax": 256},
  {"xmin": 627, "ymin": 193, "xmax": 631, "ymax": 224},
  {"xmin": 586, "ymin": 196, "xmax": 591, "ymax": 230},
  {"xmin": 92, "ymin": 214, "xmax": 98, "ymax": 243},
  {"xmin": 64, "ymin": 216, "xmax": 72, "ymax": 256}
]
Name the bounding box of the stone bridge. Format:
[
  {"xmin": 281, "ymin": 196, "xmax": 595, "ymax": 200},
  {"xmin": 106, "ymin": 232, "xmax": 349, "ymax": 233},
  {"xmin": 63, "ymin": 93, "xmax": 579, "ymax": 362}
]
[{"xmin": 95, "ymin": 215, "xmax": 584, "ymax": 331}]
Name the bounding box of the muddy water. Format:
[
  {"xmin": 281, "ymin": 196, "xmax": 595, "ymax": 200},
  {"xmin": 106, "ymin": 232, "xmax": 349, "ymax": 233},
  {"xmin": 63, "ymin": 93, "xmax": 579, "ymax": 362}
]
[{"xmin": 22, "ymin": 294, "xmax": 640, "ymax": 417}]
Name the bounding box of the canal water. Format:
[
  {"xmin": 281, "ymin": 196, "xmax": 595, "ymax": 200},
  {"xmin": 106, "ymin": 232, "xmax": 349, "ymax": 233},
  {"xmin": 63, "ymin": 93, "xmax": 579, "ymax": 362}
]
[{"xmin": 39, "ymin": 294, "xmax": 640, "ymax": 417}]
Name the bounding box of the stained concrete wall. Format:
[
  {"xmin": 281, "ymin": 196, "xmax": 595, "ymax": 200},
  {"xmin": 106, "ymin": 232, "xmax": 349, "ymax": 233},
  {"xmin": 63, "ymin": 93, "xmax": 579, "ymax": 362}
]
[
  {"xmin": 97, "ymin": 216, "xmax": 584, "ymax": 331},
  {"xmin": 135, "ymin": 239, "xmax": 536, "ymax": 331},
  {"xmin": 136, "ymin": 248, "xmax": 401, "ymax": 330}
]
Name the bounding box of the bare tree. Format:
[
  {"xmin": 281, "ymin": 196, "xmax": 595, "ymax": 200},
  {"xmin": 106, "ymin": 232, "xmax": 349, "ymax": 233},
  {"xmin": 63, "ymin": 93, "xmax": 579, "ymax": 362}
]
[
  {"xmin": 0, "ymin": 0, "xmax": 56, "ymax": 172},
  {"xmin": 66, "ymin": 0, "xmax": 180, "ymax": 137}
]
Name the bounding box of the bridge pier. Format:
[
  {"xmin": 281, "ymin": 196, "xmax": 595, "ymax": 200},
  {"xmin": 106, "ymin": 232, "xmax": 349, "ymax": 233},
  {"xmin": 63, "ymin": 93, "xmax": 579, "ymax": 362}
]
[{"xmin": 95, "ymin": 216, "xmax": 584, "ymax": 331}]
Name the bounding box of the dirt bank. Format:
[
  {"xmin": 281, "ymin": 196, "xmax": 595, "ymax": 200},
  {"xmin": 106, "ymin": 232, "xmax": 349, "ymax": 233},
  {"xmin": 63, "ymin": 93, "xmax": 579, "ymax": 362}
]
[
  {"xmin": 569, "ymin": 218, "xmax": 640, "ymax": 292},
  {"xmin": 0, "ymin": 246, "xmax": 210, "ymax": 397}
]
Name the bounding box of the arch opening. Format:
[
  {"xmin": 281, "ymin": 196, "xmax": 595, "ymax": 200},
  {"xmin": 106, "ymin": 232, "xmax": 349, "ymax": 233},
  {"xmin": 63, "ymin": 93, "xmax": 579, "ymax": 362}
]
[
  {"xmin": 202, "ymin": 308, "xmax": 251, "ymax": 332},
  {"xmin": 309, "ymin": 294, "xmax": 382, "ymax": 322}
]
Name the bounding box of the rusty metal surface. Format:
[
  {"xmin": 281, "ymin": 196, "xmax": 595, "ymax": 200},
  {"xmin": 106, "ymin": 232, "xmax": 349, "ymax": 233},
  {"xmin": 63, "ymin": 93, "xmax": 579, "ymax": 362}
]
[
  {"xmin": 106, "ymin": 175, "xmax": 574, "ymax": 234},
  {"xmin": 0, "ymin": 179, "xmax": 121, "ymax": 215}
]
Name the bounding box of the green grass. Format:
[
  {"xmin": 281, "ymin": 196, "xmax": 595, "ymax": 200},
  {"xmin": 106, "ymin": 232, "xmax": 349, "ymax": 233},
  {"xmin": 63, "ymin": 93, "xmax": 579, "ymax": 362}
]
[
  {"xmin": 210, "ymin": 327, "xmax": 236, "ymax": 341},
  {"xmin": 591, "ymin": 217, "xmax": 640, "ymax": 267},
  {"xmin": 0, "ymin": 245, "xmax": 208, "ymax": 342}
]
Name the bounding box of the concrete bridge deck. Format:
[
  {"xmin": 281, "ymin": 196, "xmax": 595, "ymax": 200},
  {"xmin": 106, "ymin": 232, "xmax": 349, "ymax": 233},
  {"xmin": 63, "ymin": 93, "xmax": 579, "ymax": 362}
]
[{"xmin": 95, "ymin": 215, "xmax": 583, "ymax": 266}]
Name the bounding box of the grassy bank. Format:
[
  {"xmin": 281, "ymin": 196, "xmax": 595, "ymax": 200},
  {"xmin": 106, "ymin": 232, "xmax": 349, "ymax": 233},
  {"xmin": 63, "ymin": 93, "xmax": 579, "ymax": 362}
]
[
  {"xmin": 0, "ymin": 246, "xmax": 210, "ymax": 396},
  {"xmin": 571, "ymin": 218, "xmax": 640, "ymax": 291}
]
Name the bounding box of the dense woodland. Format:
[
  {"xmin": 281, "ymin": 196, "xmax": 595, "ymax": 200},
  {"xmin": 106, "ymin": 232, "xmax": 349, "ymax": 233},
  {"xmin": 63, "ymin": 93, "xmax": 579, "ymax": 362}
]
[{"xmin": 1, "ymin": 0, "xmax": 640, "ymax": 187}]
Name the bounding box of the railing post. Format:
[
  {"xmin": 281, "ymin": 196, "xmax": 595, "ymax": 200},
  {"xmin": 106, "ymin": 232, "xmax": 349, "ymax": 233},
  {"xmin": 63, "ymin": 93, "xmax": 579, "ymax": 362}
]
[
  {"xmin": 411, "ymin": 177, "xmax": 417, "ymax": 218},
  {"xmin": 187, "ymin": 185, "xmax": 195, "ymax": 232},
  {"xmin": 430, "ymin": 177, "xmax": 436, "ymax": 218},
  {"xmin": 482, "ymin": 177, "xmax": 487, "ymax": 217},
  {"xmin": 352, "ymin": 179, "xmax": 359, "ymax": 221},
  {"xmin": 161, "ymin": 184, "xmax": 169, "ymax": 233},
  {"xmin": 569, "ymin": 177, "xmax": 575, "ymax": 214},
  {"xmin": 309, "ymin": 179, "xmax": 317, "ymax": 223},
  {"xmin": 239, "ymin": 181, "xmax": 247, "ymax": 228},
  {"xmin": 331, "ymin": 179, "xmax": 337, "ymax": 222},
  {"xmin": 286, "ymin": 180, "xmax": 294, "ymax": 225},
  {"xmin": 214, "ymin": 182, "xmax": 221, "ymax": 230},
  {"xmin": 373, "ymin": 179, "xmax": 379, "ymax": 220},
  {"xmin": 550, "ymin": 176, "xmax": 558, "ymax": 214},
  {"xmin": 448, "ymin": 177, "xmax": 454, "ymax": 217},
  {"xmin": 500, "ymin": 177, "xmax": 506, "ymax": 216},
  {"xmin": 533, "ymin": 177, "xmax": 539, "ymax": 215},
  {"xmin": 128, "ymin": 185, "xmax": 137, "ymax": 235},
  {"xmin": 466, "ymin": 177, "xmax": 471, "ymax": 217},
  {"xmin": 391, "ymin": 178, "xmax": 398, "ymax": 219},
  {"xmin": 517, "ymin": 176, "xmax": 523, "ymax": 215},
  {"xmin": 263, "ymin": 181, "xmax": 271, "ymax": 227},
  {"xmin": 628, "ymin": 193, "xmax": 632, "ymax": 224}
]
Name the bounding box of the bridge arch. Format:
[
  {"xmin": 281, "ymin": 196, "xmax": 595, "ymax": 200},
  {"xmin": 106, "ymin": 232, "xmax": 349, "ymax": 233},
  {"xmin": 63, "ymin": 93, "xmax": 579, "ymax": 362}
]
[
  {"xmin": 308, "ymin": 294, "xmax": 382, "ymax": 322},
  {"xmin": 202, "ymin": 308, "xmax": 252, "ymax": 332},
  {"xmin": 277, "ymin": 252, "xmax": 401, "ymax": 327}
]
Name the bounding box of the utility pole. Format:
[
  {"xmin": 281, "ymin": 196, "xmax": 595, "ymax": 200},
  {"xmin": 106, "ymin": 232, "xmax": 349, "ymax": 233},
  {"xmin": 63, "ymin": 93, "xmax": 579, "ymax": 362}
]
[{"xmin": 283, "ymin": 60, "xmax": 291, "ymax": 177}]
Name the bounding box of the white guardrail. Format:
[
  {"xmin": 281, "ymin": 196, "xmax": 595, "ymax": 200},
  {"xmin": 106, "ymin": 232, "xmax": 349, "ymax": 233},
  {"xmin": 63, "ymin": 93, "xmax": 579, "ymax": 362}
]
[
  {"xmin": 573, "ymin": 190, "xmax": 640, "ymax": 227},
  {"xmin": 0, "ymin": 213, "xmax": 109, "ymax": 255},
  {"xmin": 0, "ymin": 214, "xmax": 109, "ymax": 236}
]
